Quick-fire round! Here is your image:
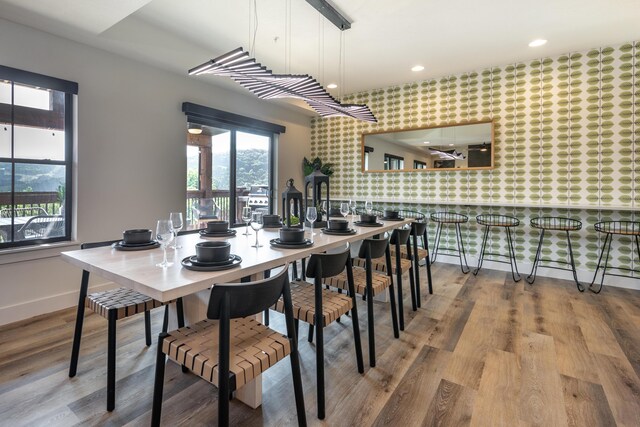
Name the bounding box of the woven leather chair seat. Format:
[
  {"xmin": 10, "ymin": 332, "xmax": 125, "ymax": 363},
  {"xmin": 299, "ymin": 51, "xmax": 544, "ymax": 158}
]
[
  {"xmin": 353, "ymin": 256, "xmax": 413, "ymax": 274},
  {"xmin": 323, "ymin": 267, "xmax": 391, "ymax": 297},
  {"xmin": 390, "ymin": 246, "xmax": 428, "ymax": 260},
  {"xmin": 272, "ymin": 281, "xmax": 353, "ymax": 327},
  {"xmin": 86, "ymin": 287, "xmax": 167, "ymax": 320},
  {"xmin": 162, "ymin": 317, "xmax": 290, "ymax": 389}
]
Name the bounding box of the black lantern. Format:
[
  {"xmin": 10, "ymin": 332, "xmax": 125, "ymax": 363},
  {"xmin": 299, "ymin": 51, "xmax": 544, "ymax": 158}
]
[
  {"xmin": 304, "ymin": 166, "xmax": 330, "ymax": 228},
  {"xmin": 281, "ymin": 178, "xmax": 304, "ymax": 228}
]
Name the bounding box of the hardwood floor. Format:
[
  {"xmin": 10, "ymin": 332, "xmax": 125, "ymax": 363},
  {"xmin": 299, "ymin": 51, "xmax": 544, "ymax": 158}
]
[{"xmin": 1, "ymin": 263, "xmax": 639, "ymax": 426}]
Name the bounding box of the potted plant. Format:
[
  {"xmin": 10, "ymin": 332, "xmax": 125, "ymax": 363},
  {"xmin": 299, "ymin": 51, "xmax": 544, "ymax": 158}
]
[{"xmin": 303, "ymin": 157, "xmax": 334, "ymax": 177}]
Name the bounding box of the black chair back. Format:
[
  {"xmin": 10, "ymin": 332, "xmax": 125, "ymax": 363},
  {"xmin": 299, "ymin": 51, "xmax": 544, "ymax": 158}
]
[
  {"xmin": 411, "ymin": 221, "xmax": 427, "ymax": 235},
  {"xmin": 390, "ymin": 227, "xmax": 411, "ymax": 245},
  {"xmin": 358, "ymin": 237, "xmax": 389, "ymax": 259},
  {"xmin": 306, "ymin": 246, "xmax": 351, "ymax": 279},
  {"xmin": 81, "ymin": 239, "xmax": 120, "ymax": 250},
  {"xmin": 207, "ymin": 265, "xmax": 289, "ymax": 320}
]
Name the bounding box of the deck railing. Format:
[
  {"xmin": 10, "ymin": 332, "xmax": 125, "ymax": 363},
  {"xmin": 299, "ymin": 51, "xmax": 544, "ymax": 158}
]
[
  {"xmin": 186, "ymin": 188, "xmax": 252, "ymax": 227},
  {"xmin": 0, "ymin": 192, "xmax": 62, "ymax": 217}
]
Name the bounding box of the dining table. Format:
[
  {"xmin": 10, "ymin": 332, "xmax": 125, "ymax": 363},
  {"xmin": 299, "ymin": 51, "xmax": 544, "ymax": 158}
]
[{"xmin": 61, "ymin": 216, "xmax": 413, "ymax": 408}]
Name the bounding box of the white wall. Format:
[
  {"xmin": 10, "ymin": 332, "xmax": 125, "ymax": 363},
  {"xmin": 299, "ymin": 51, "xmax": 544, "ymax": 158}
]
[{"xmin": 0, "ymin": 18, "xmax": 311, "ymax": 325}]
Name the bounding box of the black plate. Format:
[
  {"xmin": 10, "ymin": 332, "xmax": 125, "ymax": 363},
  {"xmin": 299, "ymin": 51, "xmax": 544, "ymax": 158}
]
[
  {"xmin": 381, "ymin": 216, "xmax": 405, "ymax": 221},
  {"xmin": 181, "ymin": 255, "xmax": 242, "ymax": 271},
  {"xmin": 188, "ymin": 255, "xmax": 237, "ymax": 267},
  {"xmin": 112, "ymin": 241, "xmax": 160, "ymax": 251},
  {"xmin": 199, "ymin": 229, "xmax": 237, "ymax": 238},
  {"xmin": 353, "ymin": 221, "xmax": 384, "ymax": 227},
  {"xmin": 270, "ymin": 238, "xmax": 314, "ymax": 249},
  {"xmin": 321, "ymin": 228, "xmax": 357, "ymax": 235}
]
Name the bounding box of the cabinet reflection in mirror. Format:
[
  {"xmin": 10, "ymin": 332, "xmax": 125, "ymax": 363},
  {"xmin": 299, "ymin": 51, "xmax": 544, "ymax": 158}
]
[{"xmin": 361, "ymin": 120, "xmax": 494, "ymax": 172}]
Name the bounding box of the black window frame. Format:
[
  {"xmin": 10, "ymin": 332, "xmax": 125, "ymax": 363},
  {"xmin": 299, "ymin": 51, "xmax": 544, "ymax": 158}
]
[
  {"xmin": 414, "ymin": 160, "xmax": 427, "ymax": 169},
  {"xmin": 384, "ymin": 153, "xmax": 404, "ymax": 171},
  {"xmin": 0, "ymin": 65, "xmax": 77, "ymax": 249}
]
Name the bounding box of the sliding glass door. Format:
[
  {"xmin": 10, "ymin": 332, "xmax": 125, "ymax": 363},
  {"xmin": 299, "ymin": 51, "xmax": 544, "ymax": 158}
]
[{"xmin": 186, "ymin": 125, "xmax": 273, "ymax": 229}]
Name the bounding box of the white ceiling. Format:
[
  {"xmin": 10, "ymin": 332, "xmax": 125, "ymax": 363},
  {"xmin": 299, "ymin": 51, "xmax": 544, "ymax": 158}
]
[{"xmin": 1, "ymin": 0, "xmax": 639, "ymax": 116}]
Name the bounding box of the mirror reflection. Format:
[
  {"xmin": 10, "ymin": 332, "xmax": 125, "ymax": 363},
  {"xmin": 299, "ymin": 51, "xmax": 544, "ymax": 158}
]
[{"xmin": 361, "ymin": 120, "xmax": 494, "ymax": 172}]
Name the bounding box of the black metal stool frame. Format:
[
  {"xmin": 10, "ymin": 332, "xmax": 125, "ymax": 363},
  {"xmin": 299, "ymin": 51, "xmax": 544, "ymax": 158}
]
[
  {"xmin": 526, "ymin": 217, "xmax": 584, "ymax": 292},
  {"xmin": 589, "ymin": 221, "xmax": 640, "ymax": 294},
  {"xmin": 473, "ymin": 215, "xmax": 521, "ymax": 282},
  {"xmin": 430, "ymin": 212, "xmax": 470, "ymax": 274}
]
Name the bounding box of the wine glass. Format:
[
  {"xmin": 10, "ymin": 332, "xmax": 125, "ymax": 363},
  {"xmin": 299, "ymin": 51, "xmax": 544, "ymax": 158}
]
[
  {"xmin": 242, "ymin": 206, "xmax": 252, "ymax": 236},
  {"xmin": 250, "ymin": 211, "xmax": 263, "ymax": 248},
  {"xmin": 169, "ymin": 212, "xmax": 183, "ymax": 249},
  {"xmin": 155, "ymin": 220, "xmax": 174, "ymax": 268},
  {"xmin": 340, "ymin": 202, "xmax": 349, "ymax": 224},
  {"xmin": 365, "ymin": 200, "xmax": 373, "ymax": 214},
  {"xmin": 349, "ymin": 199, "xmax": 356, "ymax": 220},
  {"xmin": 306, "ymin": 206, "xmax": 317, "ymax": 243}
]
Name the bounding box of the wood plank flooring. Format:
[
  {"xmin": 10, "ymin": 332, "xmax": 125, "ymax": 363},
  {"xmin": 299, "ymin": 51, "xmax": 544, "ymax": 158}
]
[{"xmin": 1, "ymin": 263, "xmax": 639, "ymax": 426}]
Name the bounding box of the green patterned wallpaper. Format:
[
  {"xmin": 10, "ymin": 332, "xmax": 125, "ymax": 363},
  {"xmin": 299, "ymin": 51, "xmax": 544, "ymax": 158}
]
[{"xmin": 310, "ymin": 42, "xmax": 639, "ymax": 283}]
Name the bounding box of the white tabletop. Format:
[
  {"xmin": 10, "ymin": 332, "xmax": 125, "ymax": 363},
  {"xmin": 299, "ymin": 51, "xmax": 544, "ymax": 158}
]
[{"xmin": 61, "ymin": 219, "xmax": 412, "ymax": 302}]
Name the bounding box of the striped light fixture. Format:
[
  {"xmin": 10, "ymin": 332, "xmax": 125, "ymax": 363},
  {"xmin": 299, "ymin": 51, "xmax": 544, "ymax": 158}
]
[{"xmin": 189, "ymin": 47, "xmax": 377, "ymax": 123}]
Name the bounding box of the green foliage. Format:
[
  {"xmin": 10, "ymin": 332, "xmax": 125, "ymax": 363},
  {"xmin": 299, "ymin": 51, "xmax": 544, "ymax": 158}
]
[
  {"xmin": 187, "ymin": 169, "xmax": 199, "ymax": 190},
  {"xmin": 303, "ymin": 157, "xmax": 334, "ymax": 177},
  {"xmin": 57, "ymin": 184, "xmax": 65, "ymax": 203}
]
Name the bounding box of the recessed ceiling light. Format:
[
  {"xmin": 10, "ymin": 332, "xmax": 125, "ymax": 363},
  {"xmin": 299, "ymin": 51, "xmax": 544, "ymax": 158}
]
[
  {"xmin": 528, "ymin": 39, "xmax": 547, "ymax": 47},
  {"xmin": 327, "ymin": 83, "xmax": 338, "ymax": 89},
  {"xmin": 448, "ymin": 143, "xmax": 454, "ymax": 146},
  {"xmin": 423, "ymin": 141, "xmax": 430, "ymax": 144},
  {"xmin": 411, "ymin": 65, "xmax": 424, "ymax": 72}
]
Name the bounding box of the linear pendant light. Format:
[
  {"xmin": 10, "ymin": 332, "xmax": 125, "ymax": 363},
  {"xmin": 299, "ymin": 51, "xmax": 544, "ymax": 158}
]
[{"xmin": 189, "ymin": 47, "xmax": 377, "ymax": 123}]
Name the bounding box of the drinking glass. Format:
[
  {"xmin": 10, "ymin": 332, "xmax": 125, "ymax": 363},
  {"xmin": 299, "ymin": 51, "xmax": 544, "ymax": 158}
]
[
  {"xmin": 306, "ymin": 206, "xmax": 317, "ymax": 243},
  {"xmin": 242, "ymin": 207, "xmax": 252, "ymax": 236},
  {"xmin": 349, "ymin": 199, "xmax": 357, "ymax": 222},
  {"xmin": 365, "ymin": 200, "xmax": 373, "ymax": 214},
  {"xmin": 340, "ymin": 202, "xmax": 349, "ymax": 223},
  {"xmin": 155, "ymin": 220, "xmax": 174, "ymax": 268},
  {"xmin": 169, "ymin": 212, "xmax": 183, "ymax": 249},
  {"xmin": 250, "ymin": 211, "xmax": 263, "ymax": 248}
]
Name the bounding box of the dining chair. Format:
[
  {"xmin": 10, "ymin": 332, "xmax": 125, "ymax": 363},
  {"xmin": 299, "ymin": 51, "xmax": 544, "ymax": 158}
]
[
  {"xmin": 68, "ymin": 239, "xmax": 185, "ymax": 411},
  {"xmin": 151, "ymin": 265, "xmax": 306, "ymax": 427},
  {"xmin": 395, "ymin": 210, "xmax": 434, "ymax": 306},
  {"xmin": 272, "ymin": 246, "xmax": 364, "ymax": 419},
  {"xmin": 354, "ymin": 227, "xmax": 416, "ymax": 330},
  {"xmin": 323, "ymin": 236, "xmax": 399, "ymax": 367}
]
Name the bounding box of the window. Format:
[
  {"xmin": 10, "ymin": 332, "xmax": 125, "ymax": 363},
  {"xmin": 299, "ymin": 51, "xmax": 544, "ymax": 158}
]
[
  {"xmin": 414, "ymin": 160, "xmax": 427, "ymax": 169},
  {"xmin": 384, "ymin": 153, "xmax": 404, "ymax": 170},
  {"xmin": 183, "ymin": 103, "xmax": 284, "ymax": 229},
  {"xmin": 364, "ymin": 146, "xmax": 373, "ymax": 171},
  {"xmin": 0, "ymin": 66, "xmax": 77, "ymax": 248}
]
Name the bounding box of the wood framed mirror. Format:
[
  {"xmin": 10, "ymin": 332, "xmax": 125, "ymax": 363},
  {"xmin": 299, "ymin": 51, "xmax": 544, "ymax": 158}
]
[{"xmin": 361, "ymin": 120, "xmax": 494, "ymax": 172}]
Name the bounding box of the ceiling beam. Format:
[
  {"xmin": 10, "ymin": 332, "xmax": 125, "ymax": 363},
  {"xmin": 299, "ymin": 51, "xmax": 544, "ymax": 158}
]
[{"xmin": 304, "ymin": 0, "xmax": 351, "ymax": 30}]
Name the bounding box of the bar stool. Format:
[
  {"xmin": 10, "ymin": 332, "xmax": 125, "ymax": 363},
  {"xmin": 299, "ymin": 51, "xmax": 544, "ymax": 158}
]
[
  {"xmin": 473, "ymin": 214, "xmax": 521, "ymax": 282},
  {"xmin": 589, "ymin": 221, "xmax": 640, "ymax": 293},
  {"xmin": 527, "ymin": 216, "xmax": 584, "ymax": 291},
  {"xmin": 430, "ymin": 211, "xmax": 470, "ymax": 273}
]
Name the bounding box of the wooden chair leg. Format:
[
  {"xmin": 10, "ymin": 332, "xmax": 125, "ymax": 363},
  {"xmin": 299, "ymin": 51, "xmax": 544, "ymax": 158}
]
[
  {"xmin": 107, "ymin": 310, "xmax": 116, "ymax": 411},
  {"xmin": 396, "ymin": 268, "xmax": 404, "ymax": 331},
  {"xmin": 144, "ymin": 311, "xmax": 152, "ymax": 346},
  {"xmin": 161, "ymin": 305, "xmax": 169, "ymax": 333},
  {"xmin": 69, "ymin": 270, "xmax": 89, "ymax": 377},
  {"xmin": 151, "ymin": 333, "xmax": 168, "ymax": 427},
  {"xmin": 175, "ymin": 298, "xmax": 188, "ymax": 373},
  {"xmin": 408, "ymin": 266, "xmax": 417, "ymax": 311},
  {"xmin": 367, "ymin": 283, "xmax": 376, "ymax": 367},
  {"xmin": 314, "ymin": 275, "xmax": 325, "ymax": 419},
  {"xmin": 346, "ymin": 262, "xmax": 364, "ymax": 374}
]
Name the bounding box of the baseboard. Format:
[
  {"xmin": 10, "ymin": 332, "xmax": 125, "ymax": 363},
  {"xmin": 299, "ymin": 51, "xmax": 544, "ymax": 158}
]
[
  {"xmin": 0, "ymin": 281, "xmax": 119, "ymax": 326},
  {"xmin": 432, "ymin": 256, "xmax": 640, "ymax": 291}
]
